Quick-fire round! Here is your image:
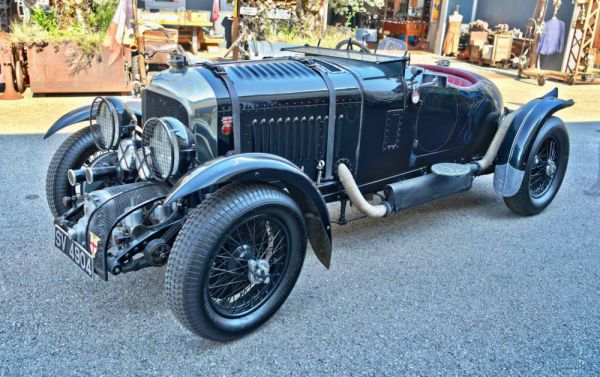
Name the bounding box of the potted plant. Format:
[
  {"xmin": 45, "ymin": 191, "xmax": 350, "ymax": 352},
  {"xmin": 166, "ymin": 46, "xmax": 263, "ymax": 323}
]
[{"xmin": 10, "ymin": 0, "xmax": 131, "ymax": 94}]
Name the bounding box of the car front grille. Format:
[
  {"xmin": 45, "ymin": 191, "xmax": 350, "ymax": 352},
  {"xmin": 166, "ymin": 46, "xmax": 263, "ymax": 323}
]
[
  {"xmin": 142, "ymin": 89, "xmax": 189, "ymax": 127},
  {"xmin": 88, "ymin": 182, "xmax": 170, "ymax": 280},
  {"xmin": 248, "ymin": 113, "xmax": 328, "ymax": 164}
]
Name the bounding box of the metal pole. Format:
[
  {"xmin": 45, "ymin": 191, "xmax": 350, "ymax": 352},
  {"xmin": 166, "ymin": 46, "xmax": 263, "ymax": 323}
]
[
  {"xmin": 232, "ymin": 0, "xmax": 241, "ymax": 60},
  {"xmin": 323, "ymin": 0, "xmax": 329, "ymax": 32},
  {"xmin": 528, "ymin": 0, "xmax": 549, "ymax": 68},
  {"xmin": 132, "ymin": 0, "xmax": 147, "ymax": 86}
]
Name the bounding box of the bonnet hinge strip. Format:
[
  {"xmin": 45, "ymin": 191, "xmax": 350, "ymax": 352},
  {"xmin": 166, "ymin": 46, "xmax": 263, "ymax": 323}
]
[
  {"xmin": 296, "ymin": 58, "xmax": 337, "ymax": 179},
  {"xmin": 204, "ymin": 64, "xmax": 242, "ymax": 154}
]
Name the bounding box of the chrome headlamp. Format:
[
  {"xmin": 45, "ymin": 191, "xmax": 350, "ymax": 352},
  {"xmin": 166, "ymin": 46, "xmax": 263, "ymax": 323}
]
[
  {"xmin": 90, "ymin": 97, "xmax": 136, "ymax": 150},
  {"xmin": 142, "ymin": 117, "xmax": 195, "ymax": 181}
]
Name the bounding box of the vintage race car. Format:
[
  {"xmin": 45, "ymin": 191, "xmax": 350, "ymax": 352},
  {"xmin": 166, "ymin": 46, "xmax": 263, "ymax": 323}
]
[{"xmin": 45, "ymin": 45, "xmax": 573, "ymax": 341}]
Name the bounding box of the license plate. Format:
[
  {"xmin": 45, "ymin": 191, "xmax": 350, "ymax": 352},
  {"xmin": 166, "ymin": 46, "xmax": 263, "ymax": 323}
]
[{"xmin": 54, "ymin": 226, "xmax": 94, "ymax": 278}]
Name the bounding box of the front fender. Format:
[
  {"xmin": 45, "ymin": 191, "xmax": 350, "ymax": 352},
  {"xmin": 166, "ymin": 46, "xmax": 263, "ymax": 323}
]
[
  {"xmin": 494, "ymin": 88, "xmax": 574, "ymax": 196},
  {"xmin": 43, "ymin": 99, "xmax": 142, "ymax": 139},
  {"xmin": 165, "ymin": 153, "xmax": 333, "ymax": 268},
  {"xmin": 44, "ymin": 105, "xmax": 91, "ymax": 139}
]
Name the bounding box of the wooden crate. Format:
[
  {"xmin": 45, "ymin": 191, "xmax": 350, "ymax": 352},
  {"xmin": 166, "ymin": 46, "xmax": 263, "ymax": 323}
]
[{"xmin": 482, "ymin": 33, "xmax": 513, "ymax": 67}]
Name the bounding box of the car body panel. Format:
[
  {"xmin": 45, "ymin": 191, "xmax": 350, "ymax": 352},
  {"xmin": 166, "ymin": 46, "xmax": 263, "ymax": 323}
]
[
  {"xmin": 494, "ymin": 88, "xmax": 574, "ymax": 196},
  {"xmin": 44, "ymin": 100, "xmax": 143, "ymax": 139},
  {"xmin": 164, "ymin": 152, "xmax": 333, "ymax": 268},
  {"xmin": 46, "ymin": 49, "xmax": 574, "ymax": 279}
]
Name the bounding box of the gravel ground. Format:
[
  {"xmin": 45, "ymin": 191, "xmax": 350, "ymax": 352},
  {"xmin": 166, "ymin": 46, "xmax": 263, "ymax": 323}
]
[{"xmin": 0, "ymin": 121, "xmax": 598, "ymax": 376}]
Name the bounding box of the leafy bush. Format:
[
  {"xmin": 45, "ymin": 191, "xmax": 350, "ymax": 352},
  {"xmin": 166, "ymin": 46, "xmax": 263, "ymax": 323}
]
[
  {"xmin": 265, "ymin": 25, "xmax": 354, "ymax": 48},
  {"xmin": 330, "ymin": 0, "xmax": 384, "ymax": 24},
  {"xmin": 30, "ymin": 8, "xmax": 58, "ymax": 31},
  {"xmin": 10, "ymin": 0, "xmax": 117, "ymax": 56},
  {"xmin": 89, "ymin": 0, "xmax": 118, "ymax": 33}
]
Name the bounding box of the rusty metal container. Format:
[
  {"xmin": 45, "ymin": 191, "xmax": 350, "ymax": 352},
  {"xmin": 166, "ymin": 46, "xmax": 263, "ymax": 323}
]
[
  {"xmin": 27, "ymin": 43, "xmax": 132, "ymax": 94},
  {"xmin": 0, "ymin": 32, "xmax": 8, "ymax": 86}
]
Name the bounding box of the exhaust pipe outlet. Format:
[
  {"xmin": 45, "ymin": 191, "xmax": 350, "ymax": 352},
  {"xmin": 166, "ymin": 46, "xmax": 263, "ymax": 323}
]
[
  {"xmin": 85, "ymin": 166, "xmax": 118, "ymax": 184},
  {"xmin": 67, "ymin": 169, "xmax": 87, "ymax": 186},
  {"xmin": 337, "ymin": 163, "xmax": 390, "ymax": 218},
  {"xmin": 476, "ymin": 110, "xmax": 520, "ymax": 173}
]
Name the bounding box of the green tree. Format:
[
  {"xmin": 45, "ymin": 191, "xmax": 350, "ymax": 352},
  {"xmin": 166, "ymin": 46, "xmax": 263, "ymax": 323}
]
[{"xmin": 330, "ymin": 0, "xmax": 384, "ymax": 21}]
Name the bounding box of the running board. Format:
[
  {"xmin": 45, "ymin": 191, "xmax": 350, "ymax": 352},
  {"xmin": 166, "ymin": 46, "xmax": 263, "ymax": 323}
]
[{"xmin": 383, "ymin": 163, "xmax": 475, "ymax": 212}]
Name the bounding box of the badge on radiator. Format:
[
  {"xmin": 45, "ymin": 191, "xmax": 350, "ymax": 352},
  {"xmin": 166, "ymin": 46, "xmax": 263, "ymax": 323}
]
[{"xmin": 88, "ymin": 232, "xmax": 100, "ymax": 259}]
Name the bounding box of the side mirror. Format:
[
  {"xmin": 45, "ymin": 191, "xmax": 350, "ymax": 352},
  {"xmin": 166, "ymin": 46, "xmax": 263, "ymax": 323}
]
[{"xmin": 435, "ymin": 59, "xmax": 451, "ymax": 67}]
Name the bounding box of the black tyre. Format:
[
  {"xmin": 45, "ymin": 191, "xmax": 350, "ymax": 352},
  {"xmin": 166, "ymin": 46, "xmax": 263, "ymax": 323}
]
[
  {"xmin": 165, "ymin": 183, "xmax": 307, "ymax": 341},
  {"xmin": 504, "ymin": 117, "xmax": 569, "ymax": 216},
  {"xmin": 45, "ymin": 128, "xmax": 101, "ymax": 217}
]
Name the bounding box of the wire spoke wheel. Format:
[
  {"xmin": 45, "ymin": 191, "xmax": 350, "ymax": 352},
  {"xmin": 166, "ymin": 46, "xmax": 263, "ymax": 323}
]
[
  {"xmin": 529, "ymin": 137, "xmax": 559, "ymax": 199},
  {"xmin": 166, "ymin": 183, "xmax": 307, "ymax": 341},
  {"xmin": 206, "ymin": 214, "xmax": 290, "ymax": 317},
  {"xmin": 503, "ymin": 118, "xmax": 569, "ymax": 216}
]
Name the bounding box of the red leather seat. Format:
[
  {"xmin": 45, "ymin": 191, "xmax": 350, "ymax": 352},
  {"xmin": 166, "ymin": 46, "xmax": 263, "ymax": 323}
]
[{"xmin": 415, "ymin": 64, "xmax": 480, "ymax": 89}]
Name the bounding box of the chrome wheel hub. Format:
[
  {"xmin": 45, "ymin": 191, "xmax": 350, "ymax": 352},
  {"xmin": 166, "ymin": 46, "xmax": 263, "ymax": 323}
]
[
  {"xmin": 545, "ymin": 160, "xmax": 557, "ymax": 176},
  {"xmin": 207, "ymin": 214, "xmax": 290, "ymax": 317},
  {"xmin": 248, "ymin": 259, "xmax": 271, "ymax": 285}
]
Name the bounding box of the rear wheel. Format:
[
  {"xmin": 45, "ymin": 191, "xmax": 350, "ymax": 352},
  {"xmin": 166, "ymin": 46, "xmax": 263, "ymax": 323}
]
[
  {"xmin": 165, "ymin": 183, "xmax": 307, "ymax": 341},
  {"xmin": 504, "ymin": 118, "xmax": 569, "ymax": 215}
]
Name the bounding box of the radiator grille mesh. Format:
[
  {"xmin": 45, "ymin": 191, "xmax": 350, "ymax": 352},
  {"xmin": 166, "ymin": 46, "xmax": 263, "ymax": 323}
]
[
  {"xmin": 142, "ymin": 90, "xmax": 189, "ymax": 127},
  {"xmin": 88, "ymin": 182, "xmax": 169, "ymax": 279},
  {"xmin": 248, "ymin": 115, "xmax": 327, "ymax": 164}
]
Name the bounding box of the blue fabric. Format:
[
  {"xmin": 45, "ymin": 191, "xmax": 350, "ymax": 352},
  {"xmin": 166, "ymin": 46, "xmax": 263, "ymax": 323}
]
[{"xmin": 537, "ymin": 17, "xmax": 565, "ymax": 55}]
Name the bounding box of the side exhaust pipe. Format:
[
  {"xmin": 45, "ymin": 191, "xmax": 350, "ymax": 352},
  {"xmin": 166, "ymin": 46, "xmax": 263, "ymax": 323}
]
[
  {"xmin": 337, "ymin": 163, "xmax": 390, "ymax": 218},
  {"xmin": 475, "ymin": 110, "xmax": 519, "ymax": 173},
  {"xmin": 336, "ymin": 110, "xmax": 519, "ymax": 219}
]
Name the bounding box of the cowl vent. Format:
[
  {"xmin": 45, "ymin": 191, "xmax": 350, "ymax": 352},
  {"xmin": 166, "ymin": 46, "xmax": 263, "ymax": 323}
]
[{"xmin": 227, "ymin": 61, "xmax": 316, "ymax": 80}]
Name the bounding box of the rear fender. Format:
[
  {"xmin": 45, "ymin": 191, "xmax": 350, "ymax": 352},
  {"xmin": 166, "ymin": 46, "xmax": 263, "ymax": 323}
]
[
  {"xmin": 43, "ymin": 99, "xmax": 142, "ymax": 139},
  {"xmin": 494, "ymin": 88, "xmax": 574, "ymax": 197},
  {"xmin": 164, "ymin": 153, "xmax": 333, "ymax": 268}
]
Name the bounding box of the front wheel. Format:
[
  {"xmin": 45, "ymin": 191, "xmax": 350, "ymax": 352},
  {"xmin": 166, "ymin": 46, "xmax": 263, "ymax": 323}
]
[
  {"xmin": 165, "ymin": 183, "xmax": 307, "ymax": 341},
  {"xmin": 45, "ymin": 128, "xmax": 102, "ymax": 217},
  {"xmin": 504, "ymin": 117, "xmax": 569, "ymax": 216}
]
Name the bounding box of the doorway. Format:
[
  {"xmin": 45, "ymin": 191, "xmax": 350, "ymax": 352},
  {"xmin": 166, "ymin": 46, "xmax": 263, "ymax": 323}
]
[{"xmin": 380, "ymin": 0, "xmax": 442, "ymax": 50}]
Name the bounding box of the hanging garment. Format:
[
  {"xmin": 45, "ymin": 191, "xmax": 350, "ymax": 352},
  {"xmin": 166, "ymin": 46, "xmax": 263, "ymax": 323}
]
[
  {"xmin": 211, "ymin": 0, "xmax": 221, "ymax": 23},
  {"xmin": 537, "ymin": 17, "xmax": 565, "ymax": 55}
]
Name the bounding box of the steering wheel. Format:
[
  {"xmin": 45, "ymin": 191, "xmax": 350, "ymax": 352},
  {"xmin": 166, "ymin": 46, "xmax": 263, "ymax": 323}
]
[{"xmin": 335, "ymin": 39, "xmax": 372, "ymax": 54}]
